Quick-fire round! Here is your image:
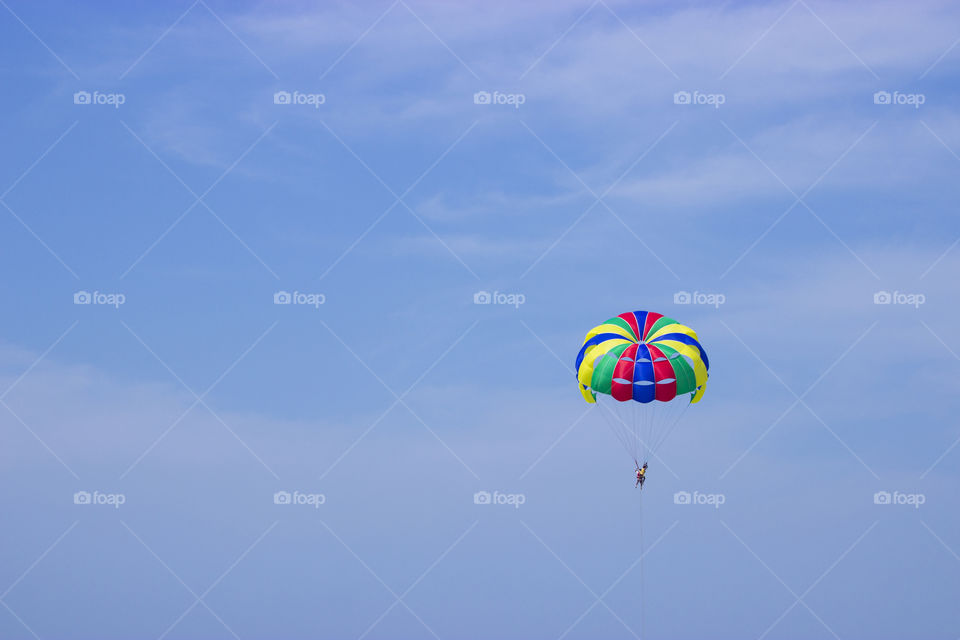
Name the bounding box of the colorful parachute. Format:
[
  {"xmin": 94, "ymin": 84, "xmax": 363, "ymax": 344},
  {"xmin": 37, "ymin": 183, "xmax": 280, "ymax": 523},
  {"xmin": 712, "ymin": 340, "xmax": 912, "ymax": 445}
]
[{"xmin": 575, "ymin": 310, "xmax": 709, "ymax": 461}]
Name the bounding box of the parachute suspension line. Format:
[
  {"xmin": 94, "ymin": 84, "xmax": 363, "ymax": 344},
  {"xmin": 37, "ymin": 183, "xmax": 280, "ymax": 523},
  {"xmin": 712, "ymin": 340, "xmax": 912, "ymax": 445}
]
[
  {"xmin": 651, "ymin": 395, "xmax": 693, "ymax": 453},
  {"xmin": 634, "ymin": 399, "xmax": 644, "ymax": 463},
  {"xmin": 597, "ymin": 401, "xmax": 636, "ymax": 463},
  {"xmin": 619, "ymin": 402, "xmax": 630, "ymax": 461},
  {"xmin": 630, "ymin": 400, "xmax": 643, "ymax": 464},
  {"xmin": 599, "ymin": 405, "xmax": 623, "ymax": 457},
  {"xmin": 636, "ymin": 400, "xmax": 645, "ymax": 462},
  {"xmin": 595, "ymin": 391, "xmax": 693, "ymax": 468},
  {"xmin": 610, "ymin": 399, "xmax": 640, "ymax": 464},
  {"xmin": 652, "ymin": 403, "xmax": 659, "ymax": 446},
  {"xmin": 649, "ymin": 398, "xmax": 662, "ymax": 456},
  {"xmin": 641, "ymin": 400, "xmax": 648, "ymax": 462},
  {"xmin": 643, "ymin": 399, "xmax": 658, "ymax": 462}
]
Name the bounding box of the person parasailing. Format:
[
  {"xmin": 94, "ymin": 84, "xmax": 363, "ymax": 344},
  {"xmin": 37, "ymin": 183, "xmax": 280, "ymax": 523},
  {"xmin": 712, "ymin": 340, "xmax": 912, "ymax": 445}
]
[{"xmin": 635, "ymin": 461, "xmax": 648, "ymax": 489}]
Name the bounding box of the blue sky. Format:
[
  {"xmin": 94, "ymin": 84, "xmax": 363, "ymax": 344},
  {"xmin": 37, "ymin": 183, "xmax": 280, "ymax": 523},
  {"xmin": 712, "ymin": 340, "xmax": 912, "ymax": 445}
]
[{"xmin": 1, "ymin": 0, "xmax": 959, "ymax": 638}]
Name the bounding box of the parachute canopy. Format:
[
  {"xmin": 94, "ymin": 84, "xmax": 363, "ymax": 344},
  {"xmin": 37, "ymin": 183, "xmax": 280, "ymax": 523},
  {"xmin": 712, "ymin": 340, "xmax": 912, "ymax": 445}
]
[{"xmin": 575, "ymin": 310, "xmax": 709, "ymax": 406}]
